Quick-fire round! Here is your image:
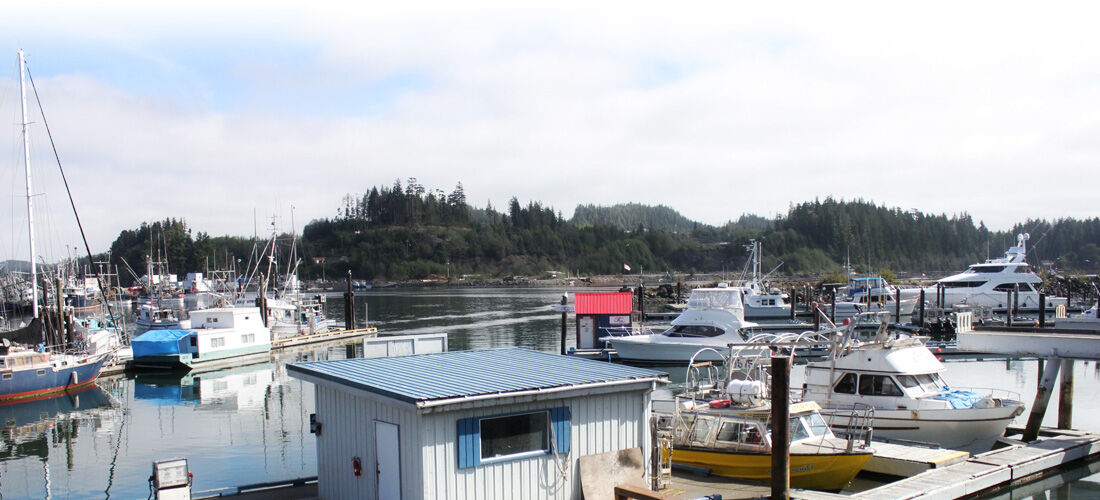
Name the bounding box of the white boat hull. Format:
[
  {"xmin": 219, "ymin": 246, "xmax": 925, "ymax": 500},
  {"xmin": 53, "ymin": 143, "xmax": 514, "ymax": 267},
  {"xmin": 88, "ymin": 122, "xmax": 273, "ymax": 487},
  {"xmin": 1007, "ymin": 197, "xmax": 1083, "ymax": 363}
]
[
  {"xmin": 821, "ymin": 404, "xmax": 1023, "ymax": 453},
  {"xmin": 608, "ymin": 335, "xmax": 761, "ymax": 363}
]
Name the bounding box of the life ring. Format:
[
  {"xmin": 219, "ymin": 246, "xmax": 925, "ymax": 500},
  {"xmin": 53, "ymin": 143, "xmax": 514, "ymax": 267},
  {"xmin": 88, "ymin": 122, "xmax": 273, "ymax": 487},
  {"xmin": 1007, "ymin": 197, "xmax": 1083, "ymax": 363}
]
[{"xmin": 708, "ymin": 399, "xmax": 731, "ymax": 408}]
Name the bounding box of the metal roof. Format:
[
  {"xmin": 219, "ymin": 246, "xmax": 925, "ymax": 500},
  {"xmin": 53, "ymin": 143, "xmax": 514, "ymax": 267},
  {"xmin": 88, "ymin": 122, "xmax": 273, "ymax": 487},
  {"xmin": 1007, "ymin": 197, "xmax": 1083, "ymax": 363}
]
[
  {"xmin": 288, "ymin": 347, "xmax": 667, "ymax": 406},
  {"xmin": 574, "ymin": 292, "xmax": 633, "ymax": 315}
]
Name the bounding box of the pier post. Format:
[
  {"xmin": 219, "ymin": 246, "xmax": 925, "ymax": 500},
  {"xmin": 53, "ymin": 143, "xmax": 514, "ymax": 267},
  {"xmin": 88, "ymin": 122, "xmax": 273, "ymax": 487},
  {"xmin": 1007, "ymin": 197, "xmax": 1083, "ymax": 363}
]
[
  {"xmin": 1023, "ymin": 357, "xmax": 1063, "ymax": 442},
  {"xmin": 1059, "ymin": 359, "xmax": 1074, "ymax": 430},
  {"xmin": 344, "ymin": 271, "xmax": 355, "ymax": 329},
  {"xmin": 1013, "ymin": 284, "xmax": 1020, "ymax": 317},
  {"xmin": 1006, "ymin": 290, "xmax": 1014, "ymax": 327},
  {"xmin": 936, "ymin": 284, "xmax": 942, "ymax": 308},
  {"xmin": 789, "ymin": 287, "xmax": 796, "ymax": 320},
  {"xmin": 771, "ymin": 356, "xmax": 791, "ymax": 500},
  {"xmin": 895, "ymin": 288, "xmax": 901, "ymax": 320},
  {"xmin": 1039, "ymin": 293, "xmax": 1046, "ymax": 328},
  {"xmin": 258, "ymin": 274, "xmax": 269, "ymax": 328},
  {"xmin": 830, "ymin": 290, "xmax": 836, "ymax": 323},
  {"xmin": 676, "ymin": 281, "xmax": 682, "ymax": 304},
  {"xmin": 560, "ymin": 294, "xmax": 568, "ymax": 355},
  {"xmin": 639, "ymin": 283, "xmax": 645, "ymax": 321},
  {"xmin": 919, "ymin": 289, "xmax": 926, "ymax": 326}
]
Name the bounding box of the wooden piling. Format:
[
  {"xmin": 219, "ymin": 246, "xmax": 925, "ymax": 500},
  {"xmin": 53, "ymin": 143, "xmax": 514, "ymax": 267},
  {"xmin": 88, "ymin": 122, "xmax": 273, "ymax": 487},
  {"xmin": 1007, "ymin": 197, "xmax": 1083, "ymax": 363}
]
[
  {"xmin": 1013, "ymin": 284, "xmax": 1020, "ymax": 316},
  {"xmin": 1024, "ymin": 357, "xmax": 1063, "ymax": 442},
  {"xmin": 1006, "ymin": 290, "xmax": 1014, "ymax": 327},
  {"xmin": 895, "ymin": 288, "xmax": 901, "ymax": 321},
  {"xmin": 1059, "ymin": 359, "xmax": 1074, "ymax": 430},
  {"xmin": 344, "ymin": 271, "xmax": 355, "ymax": 329},
  {"xmin": 789, "ymin": 287, "xmax": 796, "ymax": 320},
  {"xmin": 830, "ymin": 290, "xmax": 836, "ymax": 323},
  {"xmin": 919, "ymin": 289, "xmax": 926, "ymax": 326},
  {"xmin": 560, "ymin": 294, "xmax": 568, "ymax": 355},
  {"xmin": 771, "ymin": 356, "xmax": 791, "ymax": 500},
  {"xmin": 1039, "ymin": 293, "xmax": 1046, "ymax": 328}
]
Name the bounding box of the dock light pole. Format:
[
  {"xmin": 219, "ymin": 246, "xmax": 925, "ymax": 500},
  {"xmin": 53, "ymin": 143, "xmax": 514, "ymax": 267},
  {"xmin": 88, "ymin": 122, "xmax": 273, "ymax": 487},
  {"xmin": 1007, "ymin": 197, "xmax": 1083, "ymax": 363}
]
[{"xmin": 771, "ymin": 356, "xmax": 791, "ymax": 499}]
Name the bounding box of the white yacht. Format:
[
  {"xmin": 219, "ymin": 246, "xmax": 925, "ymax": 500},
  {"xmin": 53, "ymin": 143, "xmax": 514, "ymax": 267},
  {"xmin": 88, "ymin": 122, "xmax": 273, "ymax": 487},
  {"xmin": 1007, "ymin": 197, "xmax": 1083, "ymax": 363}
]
[
  {"xmin": 738, "ymin": 240, "xmax": 791, "ymax": 319},
  {"xmin": 605, "ymin": 286, "xmax": 761, "ymax": 363},
  {"xmin": 927, "ymin": 233, "xmax": 1066, "ymax": 311},
  {"xmin": 802, "ymin": 322, "xmax": 1025, "ymax": 453}
]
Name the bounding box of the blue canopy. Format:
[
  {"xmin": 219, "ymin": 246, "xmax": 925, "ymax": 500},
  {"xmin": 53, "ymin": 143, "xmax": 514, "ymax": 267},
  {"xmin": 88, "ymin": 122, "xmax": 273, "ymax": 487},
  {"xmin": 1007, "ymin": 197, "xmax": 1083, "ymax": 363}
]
[{"xmin": 132, "ymin": 329, "xmax": 194, "ymax": 358}]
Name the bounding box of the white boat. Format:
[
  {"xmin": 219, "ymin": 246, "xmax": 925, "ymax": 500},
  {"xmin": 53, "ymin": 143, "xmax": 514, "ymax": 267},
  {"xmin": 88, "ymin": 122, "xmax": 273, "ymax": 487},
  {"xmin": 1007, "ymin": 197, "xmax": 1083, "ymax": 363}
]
[
  {"xmin": 738, "ymin": 240, "xmax": 791, "ymax": 319},
  {"xmin": 605, "ymin": 286, "xmax": 762, "ymax": 363},
  {"xmin": 927, "ymin": 233, "xmax": 1066, "ymax": 311},
  {"xmin": 134, "ymin": 302, "xmax": 185, "ymax": 333},
  {"xmin": 831, "ymin": 277, "xmax": 918, "ymax": 319},
  {"xmin": 802, "ymin": 319, "xmax": 1025, "ymax": 453},
  {"xmin": 130, "ymin": 307, "xmax": 272, "ymax": 370},
  {"xmin": 1055, "ymin": 303, "xmax": 1100, "ymax": 331}
]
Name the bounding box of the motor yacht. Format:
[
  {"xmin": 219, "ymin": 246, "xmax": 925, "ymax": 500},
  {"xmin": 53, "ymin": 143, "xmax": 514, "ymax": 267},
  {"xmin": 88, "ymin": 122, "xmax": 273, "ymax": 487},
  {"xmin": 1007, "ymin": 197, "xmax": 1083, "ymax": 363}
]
[
  {"xmin": 831, "ymin": 277, "xmax": 918, "ymax": 320},
  {"xmin": 802, "ymin": 317, "xmax": 1025, "ymax": 452},
  {"xmin": 927, "ymin": 233, "xmax": 1066, "ymax": 311}
]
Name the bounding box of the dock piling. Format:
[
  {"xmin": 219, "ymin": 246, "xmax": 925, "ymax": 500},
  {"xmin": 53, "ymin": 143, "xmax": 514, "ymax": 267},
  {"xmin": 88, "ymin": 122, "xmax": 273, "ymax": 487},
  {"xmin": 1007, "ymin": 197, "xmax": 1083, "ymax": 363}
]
[
  {"xmin": 894, "ymin": 288, "xmax": 901, "ymax": 320},
  {"xmin": 1039, "ymin": 293, "xmax": 1046, "ymax": 328},
  {"xmin": 1059, "ymin": 359, "xmax": 1074, "ymax": 430},
  {"xmin": 1006, "ymin": 290, "xmax": 1013, "ymax": 327},
  {"xmin": 560, "ymin": 294, "xmax": 568, "ymax": 355},
  {"xmin": 344, "ymin": 271, "xmax": 355, "ymax": 329},
  {"xmin": 919, "ymin": 289, "xmax": 926, "ymax": 326},
  {"xmin": 1023, "ymin": 357, "xmax": 1063, "ymax": 442},
  {"xmin": 789, "ymin": 287, "xmax": 796, "ymax": 320},
  {"xmin": 830, "ymin": 290, "xmax": 836, "ymax": 323},
  {"xmin": 771, "ymin": 356, "xmax": 791, "ymax": 500}
]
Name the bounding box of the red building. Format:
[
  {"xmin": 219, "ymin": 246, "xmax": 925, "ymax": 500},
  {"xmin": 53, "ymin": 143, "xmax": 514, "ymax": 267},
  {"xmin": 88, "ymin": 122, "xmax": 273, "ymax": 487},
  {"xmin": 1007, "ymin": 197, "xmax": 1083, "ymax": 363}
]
[{"xmin": 574, "ymin": 292, "xmax": 633, "ymax": 349}]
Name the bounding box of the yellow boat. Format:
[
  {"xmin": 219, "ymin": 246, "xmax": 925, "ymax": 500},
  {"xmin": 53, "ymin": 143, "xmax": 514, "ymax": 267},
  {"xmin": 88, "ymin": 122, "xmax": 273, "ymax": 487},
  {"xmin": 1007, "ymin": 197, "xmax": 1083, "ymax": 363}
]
[{"xmin": 670, "ymin": 400, "xmax": 873, "ymax": 491}]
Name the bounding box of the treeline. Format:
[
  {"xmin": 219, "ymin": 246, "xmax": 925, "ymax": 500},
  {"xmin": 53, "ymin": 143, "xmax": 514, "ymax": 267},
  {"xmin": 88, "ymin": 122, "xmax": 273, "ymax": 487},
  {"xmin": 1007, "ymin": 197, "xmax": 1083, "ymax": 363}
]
[{"xmin": 99, "ymin": 182, "xmax": 1100, "ymax": 283}]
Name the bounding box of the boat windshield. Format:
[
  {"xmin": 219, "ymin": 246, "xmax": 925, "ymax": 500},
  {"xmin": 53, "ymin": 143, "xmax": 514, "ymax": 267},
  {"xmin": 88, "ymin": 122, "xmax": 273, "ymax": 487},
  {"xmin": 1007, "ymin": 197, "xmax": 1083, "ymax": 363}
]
[
  {"xmin": 687, "ymin": 289, "xmax": 744, "ymax": 310},
  {"xmin": 908, "ymin": 373, "xmax": 948, "ymax": 393},
  {"xmin": 662, "ymin": 325, "xmax": 726, "ymax": 338},
  {"xmin": 803, "ymin": 413, "xmax": 830, "ymax": 437}
]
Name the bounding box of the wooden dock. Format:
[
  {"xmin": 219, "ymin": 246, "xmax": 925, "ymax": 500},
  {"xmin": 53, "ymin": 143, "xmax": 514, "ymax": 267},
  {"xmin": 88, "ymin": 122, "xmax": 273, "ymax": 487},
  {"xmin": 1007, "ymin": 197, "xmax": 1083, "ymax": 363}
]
[
  {"xmin": 862, "ymin": 441, "xmax": 970, "ymax": 477},
  {"xmin": 796, "ymin": 427, "xmax": 1100, "ymax": 499}
]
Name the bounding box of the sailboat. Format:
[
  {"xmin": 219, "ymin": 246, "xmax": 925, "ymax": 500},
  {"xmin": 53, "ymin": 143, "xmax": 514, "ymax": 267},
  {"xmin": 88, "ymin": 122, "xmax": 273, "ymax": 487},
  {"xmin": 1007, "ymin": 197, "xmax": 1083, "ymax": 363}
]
[{"xmin": 0, "ymin": 50, "xmax": 113, "ymax": 403}]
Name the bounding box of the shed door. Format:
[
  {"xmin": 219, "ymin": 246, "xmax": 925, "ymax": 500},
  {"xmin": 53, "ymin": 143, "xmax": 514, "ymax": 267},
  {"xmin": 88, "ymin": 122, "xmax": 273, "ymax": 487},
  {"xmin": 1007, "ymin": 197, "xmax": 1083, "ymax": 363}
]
[
  {"xmin": 374, "ymin": 421, "xmax": 401, "ymax": 500},
  {"xmin": 579, "ymin": 317, "xmax": 596, "ymax": 349}
]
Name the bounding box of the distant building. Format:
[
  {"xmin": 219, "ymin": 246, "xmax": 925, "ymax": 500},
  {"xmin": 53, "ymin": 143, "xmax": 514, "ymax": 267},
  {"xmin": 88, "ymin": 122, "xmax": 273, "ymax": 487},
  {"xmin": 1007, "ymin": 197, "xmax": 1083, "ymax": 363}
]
[{"xmin": 288, "ymin": 348, "xmax": 667, "ymax": 499}]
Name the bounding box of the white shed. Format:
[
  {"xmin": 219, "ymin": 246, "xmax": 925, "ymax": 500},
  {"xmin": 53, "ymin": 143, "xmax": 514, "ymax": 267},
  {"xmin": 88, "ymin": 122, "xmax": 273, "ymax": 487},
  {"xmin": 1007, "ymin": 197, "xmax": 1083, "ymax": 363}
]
[{"xmin": 288, "ymin": 347, "xmax": 668, "ymax": 500}]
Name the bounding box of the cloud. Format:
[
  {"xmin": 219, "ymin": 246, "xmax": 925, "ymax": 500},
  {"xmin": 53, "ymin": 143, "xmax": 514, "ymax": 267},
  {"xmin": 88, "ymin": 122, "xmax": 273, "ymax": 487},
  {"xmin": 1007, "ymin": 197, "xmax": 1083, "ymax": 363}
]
[{"xmin": 1, "ymin": 1, "xmax": 1098, "ymax": 261}]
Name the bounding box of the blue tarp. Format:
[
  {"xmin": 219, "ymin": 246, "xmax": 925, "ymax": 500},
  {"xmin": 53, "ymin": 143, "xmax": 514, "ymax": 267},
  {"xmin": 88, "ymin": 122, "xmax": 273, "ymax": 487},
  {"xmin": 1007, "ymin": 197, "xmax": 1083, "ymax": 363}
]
[
  {"xmin": 929, "ymin": 390, "xmax": 986, "ymax": 409},
  {"xmin": 132, "ymin": 329, "xmax": 194, "ymax": 358}
]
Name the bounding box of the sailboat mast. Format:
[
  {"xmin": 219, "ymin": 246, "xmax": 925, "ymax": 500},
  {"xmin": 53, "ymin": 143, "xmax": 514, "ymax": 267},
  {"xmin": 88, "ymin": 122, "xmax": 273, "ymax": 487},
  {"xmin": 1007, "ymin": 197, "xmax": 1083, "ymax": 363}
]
[{"xmin": 18, "ymin": 49, "xmax": 38, "ymax": 319}]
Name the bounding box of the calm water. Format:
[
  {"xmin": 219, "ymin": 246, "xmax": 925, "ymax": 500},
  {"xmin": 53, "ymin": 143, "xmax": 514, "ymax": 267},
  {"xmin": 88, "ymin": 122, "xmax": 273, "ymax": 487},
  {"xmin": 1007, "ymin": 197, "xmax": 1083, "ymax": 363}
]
[{"xmin": 0, "ymin": 287, "xmax": 1098, "ymax": 499}]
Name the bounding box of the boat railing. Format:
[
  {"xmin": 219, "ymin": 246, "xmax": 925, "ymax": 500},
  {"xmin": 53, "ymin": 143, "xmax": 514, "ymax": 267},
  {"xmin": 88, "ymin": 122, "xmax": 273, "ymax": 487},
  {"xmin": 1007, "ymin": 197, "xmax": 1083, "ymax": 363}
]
[
  {"xmin": 951, "ymin": 386, "xmax": 1023, "ymax": 402},
  {"xmin": 817, "ymin": 403, "xmax": 875, "ymax": 451}
]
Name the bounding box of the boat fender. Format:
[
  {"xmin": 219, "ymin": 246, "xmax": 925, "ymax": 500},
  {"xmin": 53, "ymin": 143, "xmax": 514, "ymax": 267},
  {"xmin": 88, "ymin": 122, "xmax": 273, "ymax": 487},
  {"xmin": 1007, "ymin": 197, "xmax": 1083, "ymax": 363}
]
[
  {"xmin": 708, "ymin": 399, "xmax": 731, "ymax": 408},
  {"xmin": 974, "ymin": 397, "xmax": 996, "ymax": 409}
]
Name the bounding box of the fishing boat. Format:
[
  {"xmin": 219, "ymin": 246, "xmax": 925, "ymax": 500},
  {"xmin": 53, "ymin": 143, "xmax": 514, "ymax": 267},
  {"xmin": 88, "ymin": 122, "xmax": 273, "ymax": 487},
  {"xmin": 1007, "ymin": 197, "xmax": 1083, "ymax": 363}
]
[
  {"xmin": 738, "ymin": 240, "xmax": 791, "ymax": 319},
  {"xmin": 130, "ymin": 307, "xmax": 272, "ymax": 371},
  {"xmin": 0, "ymin": 50, "xmax": 116, "ymax": 403},
  {"xmin": 926, "ymin": 233, "xmax": 1066, "ymax": 311},
  {"xmin": 605, "ymin": 285, "xmax": 762, "ymax": 363},
  {"xmin": 667, "ymin": 347, "xmax": 874, "ymax": 491},
  {"xmin": 802, "ymin": 314, "xmax": 1026, "ymax": 452}
]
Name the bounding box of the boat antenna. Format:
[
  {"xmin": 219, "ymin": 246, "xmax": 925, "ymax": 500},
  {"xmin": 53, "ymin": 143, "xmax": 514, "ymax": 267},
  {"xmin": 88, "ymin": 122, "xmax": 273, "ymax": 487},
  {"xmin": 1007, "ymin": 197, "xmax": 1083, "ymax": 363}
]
[{"xmin": 25, "ymin": 57, "xmax": 117, "ymax": 324}]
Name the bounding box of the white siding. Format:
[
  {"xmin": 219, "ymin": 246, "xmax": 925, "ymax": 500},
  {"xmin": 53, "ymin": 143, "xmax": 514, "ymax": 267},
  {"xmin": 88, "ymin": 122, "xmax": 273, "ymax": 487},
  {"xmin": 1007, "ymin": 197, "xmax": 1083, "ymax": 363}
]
[
  {"xmin": 418, "ymin": 389, "xmax": 650, "ymax": 500},
  {"xmin": 315, "ymin": 385, "xmax": 422, "ymax": 500}
]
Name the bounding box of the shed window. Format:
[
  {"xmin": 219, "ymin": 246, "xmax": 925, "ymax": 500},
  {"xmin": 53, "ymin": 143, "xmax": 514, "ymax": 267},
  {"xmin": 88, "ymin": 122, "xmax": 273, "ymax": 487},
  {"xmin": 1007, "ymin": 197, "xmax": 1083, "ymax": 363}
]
[
  {"xmin": 210, "ymin": 337, "xmax": 225, "ymax": 348},
  {"xmin": 457, "ymin": 406, "xmax": 570, "ymax": 468}
]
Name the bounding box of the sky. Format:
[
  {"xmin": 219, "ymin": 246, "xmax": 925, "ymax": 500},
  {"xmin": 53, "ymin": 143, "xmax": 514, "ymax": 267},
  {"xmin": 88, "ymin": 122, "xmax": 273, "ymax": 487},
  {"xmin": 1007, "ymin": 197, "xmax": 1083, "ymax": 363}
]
[{"xmin": 1, "ymin": 1, "xmax": 1098, "ymax": 261}]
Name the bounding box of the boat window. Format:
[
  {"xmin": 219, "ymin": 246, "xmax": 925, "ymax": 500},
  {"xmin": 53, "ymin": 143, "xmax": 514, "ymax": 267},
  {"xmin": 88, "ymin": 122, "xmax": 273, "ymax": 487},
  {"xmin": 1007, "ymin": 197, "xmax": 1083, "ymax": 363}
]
[
  {"xmin": 993, "ymin": 283, "xmax": 1016, "ymax": 292},
  {"xmin": 858, "ymin": 375, "xmax": 904, "ymax": 396},
  {"xmin": 896, "ymin": 375, "xmax": 920, "ymax": 388},
  {"xmin": 833, "ymin": 373, "xmax": 857, "ymax": 394},
  {"xmin": 916, "ymin": 374, "xmax": 942, "ymax": 392},
  {"xmin": 716, "ymin": 422, "xmax": 742, "ymax": 442},
  {"xmin": 689, "ymin": 418, "xmax": 715, "ymax": 444},
  {"xmin": 210, "ymin": 337, "xmax": 226, "ymax": 348},
  {"xmin": 930, "ymin": 373, "xmax": 948, "ymax": 390},
  {"xmin": 789, "ymin": 417, "xmax": 811, "ymax": 442},
  {"xmin": 969, "ymin": 266, "xmax": 1006, "ymax": 273},
  {"xmin": 241, "ymin": 333, "xmax": 255, "ymax": 344},
  {"xmin": 804, "ymin": 413, "xmax": 830, "ymax": 437},
  {"xmin": 1018, "ymin": 283, "xmax": 1035, "ymax": 292},
  {"xmin": 942, "ymin": 281, "xmax": 987, "ymax": 288},
  {"xmin": 1014, "ymin": 266, "xmax": 1033, "ymax": 274},
  {"xmin": 664, "ymin": 325, "xmax": 726, "ymax": 338}
]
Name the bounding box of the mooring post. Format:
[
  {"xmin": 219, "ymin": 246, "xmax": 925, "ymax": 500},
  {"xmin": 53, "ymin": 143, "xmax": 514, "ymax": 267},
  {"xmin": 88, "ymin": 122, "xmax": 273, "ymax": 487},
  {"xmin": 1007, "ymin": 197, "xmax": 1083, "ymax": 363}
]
[
  {"xmin": 560, "ymin": 294, "xmax": 568, "ymax": 355},
  {"xmin": 789, "ymin": 287, "xmax": 796, "ymax": 320},
  {"xmin": 771, "ymin": 356, "xmax": 791, "ymax": 500},
  {"xmin": 676, "ymin": 281, "xmax": 682, "ymax": 303},
  {"xmin": 1059, "ymin": 359, "xmax": 1074, "ymax": 430},
  {"xmin": 258, "ymin": 273, "xmax": 269, "ymax": 328},
  {"xmin": 936, "ymin": 283, "xmax": 942, "ymax": 308},
  {"xmin": 1006, "ymin": 289, "xmax": 1014, "ymax": 327},
  {"xmin": 639, "ymin": 283, "xmax": 646, "ymax": 320},
  {"xmin": 1039, "ymin": 293, "xmax": 1047, "ymax": 328},
  {"xmin": 344, "ymin": 271, "xmax": 355, "ymax": 329},
  {"xmin": 1013, "ymin": 284, "xmax": 1020, "ymax": 317},
  {"xmin": 895, "ymin": 288, "xmax": 901, "ymax": 320},
  {"xmin": 1023, "ymin": 357, "xmax": 1064, "ymax": 442},
  {"xmin": 830, "ymin": 290, "xmax": 837, "ymax": 323},
  {"xmin": 919, "ymin": 289, "xmax": 926, "ymax": 326}
]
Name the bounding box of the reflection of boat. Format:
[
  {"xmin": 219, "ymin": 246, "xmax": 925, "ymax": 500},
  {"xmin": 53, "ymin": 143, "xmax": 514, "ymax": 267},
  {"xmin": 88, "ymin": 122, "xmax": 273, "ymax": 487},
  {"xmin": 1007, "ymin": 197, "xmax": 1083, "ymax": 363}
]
[
  {"xmin": 668, "ymin": 349, "xmax": 873, "ymax": 490},
  {"xmin": 130, "ymin": 307, "xmax": 272, "ymax": 371},
  {"xmin": 606, "ymin": 286, "xmax": 761, "ymax": 363},
  {"xmin": 927, "ymin": 233, "xmax": 1066, "ymax": 311},
  {"xmin": 133, "ymin": 363, "xmax": 274, "ymax": 410},
  {"xmin": 802, "ymin": 315, "xmax": 1025, "ymax": 452},
  {"xmin": 0, "ymin": 384, "xmax": 112, "ymax": 433}
]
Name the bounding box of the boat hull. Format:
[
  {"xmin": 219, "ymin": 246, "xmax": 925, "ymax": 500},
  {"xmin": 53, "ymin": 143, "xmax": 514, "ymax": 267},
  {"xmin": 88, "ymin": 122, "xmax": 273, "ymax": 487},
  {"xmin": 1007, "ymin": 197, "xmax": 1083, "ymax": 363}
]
[
  {"xmin": 822, "ymin": 404, "xmax": 1023, "ymax": 453},
  {"xmin": 608, "ymin": 336, "xmax": 760, "ymax": 363},
  {"xmin": 132, "ymin": 343, "xmax": 272, "ymax": 371},
  {"xmin": 0, "ymin": 353, "xmax": 110, "ymax": 404},
  {"xmin": 671, "ymin": 447, "xmax": 872, "ymax": 491}
]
